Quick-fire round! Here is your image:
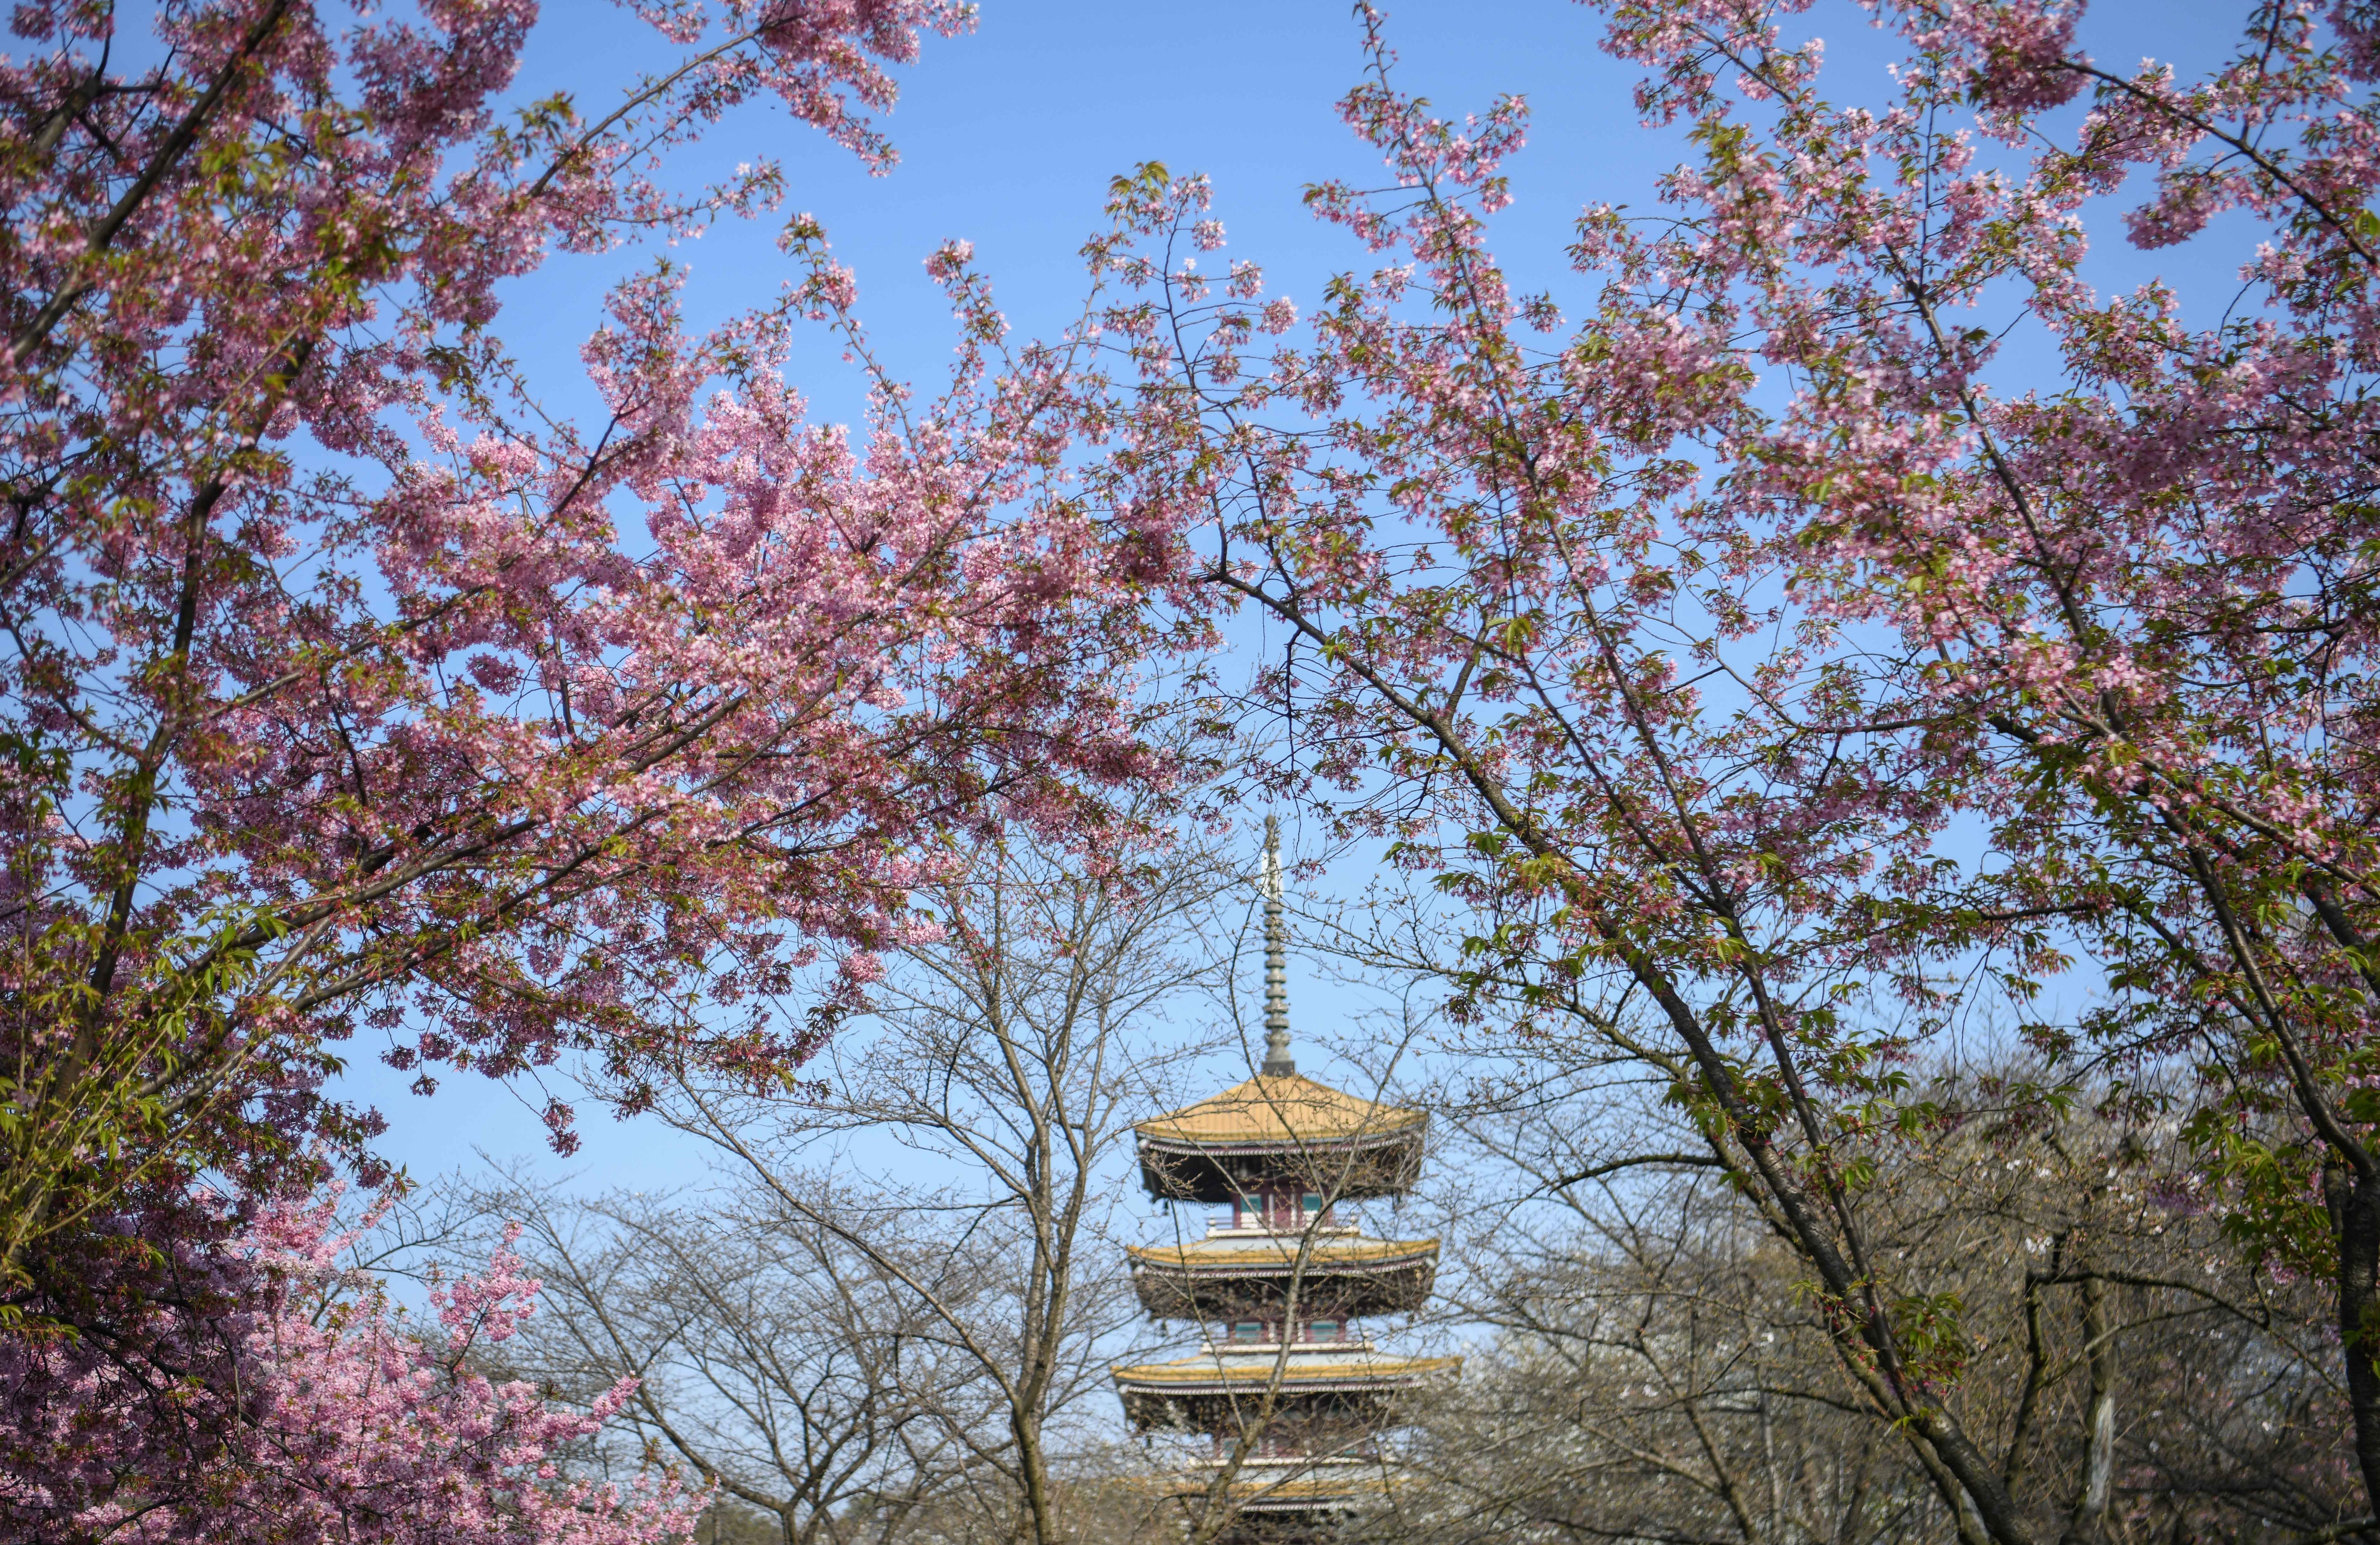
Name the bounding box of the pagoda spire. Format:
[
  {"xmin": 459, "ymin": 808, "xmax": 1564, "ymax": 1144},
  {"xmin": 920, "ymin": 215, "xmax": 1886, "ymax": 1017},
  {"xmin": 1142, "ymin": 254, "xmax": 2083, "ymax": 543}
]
[{"xmin": 1261, "ymin": 816, "xmax": 1295, "ymax": 1076}]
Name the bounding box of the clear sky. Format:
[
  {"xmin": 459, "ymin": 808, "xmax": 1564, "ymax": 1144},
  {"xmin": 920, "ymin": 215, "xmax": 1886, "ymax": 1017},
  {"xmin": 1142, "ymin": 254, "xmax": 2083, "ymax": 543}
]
[{"xmin": 332, "ymin": 0, "xmax": 2264, "ymax": 1200}]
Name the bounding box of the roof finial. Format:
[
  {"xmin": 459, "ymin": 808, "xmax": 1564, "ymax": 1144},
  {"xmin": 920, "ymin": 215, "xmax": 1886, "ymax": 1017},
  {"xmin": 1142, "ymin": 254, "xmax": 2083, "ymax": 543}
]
[{"xmin": 1261, "ymin": 816, "xmax": 1295, "ymax": 1077}]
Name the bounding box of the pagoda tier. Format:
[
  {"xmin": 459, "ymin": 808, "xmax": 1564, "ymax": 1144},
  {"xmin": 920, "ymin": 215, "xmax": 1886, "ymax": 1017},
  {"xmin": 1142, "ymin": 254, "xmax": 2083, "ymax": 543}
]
[
  {"xmin": 1133, "ymin": 1073, "xmax": 1425, "ymax": 1203},
  {"xmin": 1112, "ymin": 1340, "xmax": 1458, "ymax": 1431},
  {"xmin": 1125, "ymin": 1230, "xmax": 1440, "ymax": 1320}
]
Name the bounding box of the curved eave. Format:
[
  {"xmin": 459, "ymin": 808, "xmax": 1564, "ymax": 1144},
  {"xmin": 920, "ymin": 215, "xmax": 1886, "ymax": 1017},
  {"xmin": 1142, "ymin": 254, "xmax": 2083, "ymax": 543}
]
[
  {"xmin": 1137, "ymin": 1114, "xmax": 1428, "ymax": 1152},
  {"xmin": 1113, "ymin": 1355, "xmax": 1460, "ymax": 1392},
  {"xmin": 1125, "ymin": 1237, "xmax": 1442, "ymax": 1271},
  {"xmin": 1126, "ymin": 1242, "xmax": 1440, "ymax": 1318},
  {"xmin": 1135, "ymin": 1128, "xmax": 1428, "ymax": 1203},
  {"xmin": 1112, "ymin": 1353, "xmax": 1461, "ymax": 1432}
]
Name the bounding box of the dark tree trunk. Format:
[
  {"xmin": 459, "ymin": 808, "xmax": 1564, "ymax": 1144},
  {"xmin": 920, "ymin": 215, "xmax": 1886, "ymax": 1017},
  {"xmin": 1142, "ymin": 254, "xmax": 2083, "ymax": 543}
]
[{"xmin": 2330, "ymin": 1164, "xmax": 2380, "ymax": 1525}]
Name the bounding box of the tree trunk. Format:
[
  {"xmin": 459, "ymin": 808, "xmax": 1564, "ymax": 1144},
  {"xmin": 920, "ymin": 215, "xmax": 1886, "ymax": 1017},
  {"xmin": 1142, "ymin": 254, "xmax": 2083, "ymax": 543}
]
[
  {"xmin": 2063, "ymin": 1273, "xmax": 2114, "ymax": 1545},
  {"xmin": 2329, "ymin": 1164, "xmax": 2380, "ymax": 1522},
  {"xmin": 1012, "ymin": 1370, "xmax": 1059, "ymax": 1545}
]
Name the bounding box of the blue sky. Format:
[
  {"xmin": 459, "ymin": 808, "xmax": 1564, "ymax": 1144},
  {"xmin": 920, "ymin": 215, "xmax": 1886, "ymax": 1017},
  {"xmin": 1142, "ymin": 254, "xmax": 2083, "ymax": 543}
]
[{"xmin": 337, "ymin": 0, "xmax": 2267, "ymax": 1199}]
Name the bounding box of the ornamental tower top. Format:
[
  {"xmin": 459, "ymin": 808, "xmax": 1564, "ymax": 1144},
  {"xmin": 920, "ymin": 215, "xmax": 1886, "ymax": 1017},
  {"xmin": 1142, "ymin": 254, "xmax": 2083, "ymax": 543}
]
[{"xmin": 1261, "ymin": 816, "xmax": 1294, "ymax": 1077}]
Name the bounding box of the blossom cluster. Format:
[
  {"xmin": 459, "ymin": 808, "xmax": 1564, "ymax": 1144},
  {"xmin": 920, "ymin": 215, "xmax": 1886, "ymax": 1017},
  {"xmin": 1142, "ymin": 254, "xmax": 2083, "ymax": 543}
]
[{"xmin": 4, "ymin": 1187, "xmax": 697, "ymax": 1544}]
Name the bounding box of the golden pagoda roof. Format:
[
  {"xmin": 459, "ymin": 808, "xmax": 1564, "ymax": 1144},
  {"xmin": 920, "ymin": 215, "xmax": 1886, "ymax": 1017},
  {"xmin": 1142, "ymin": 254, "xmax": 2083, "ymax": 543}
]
[
  {"xmin": 1134, "ymin": 1073, "xmax": 1424, "ymax": 1150},
  {"xmin": 1111, "ymin": 1347, "xmax": 1460, "ymax": 1389},
  {"xmin": 1125, "ymin": 1236, "xmax": 1439, "ymax": 1271}
]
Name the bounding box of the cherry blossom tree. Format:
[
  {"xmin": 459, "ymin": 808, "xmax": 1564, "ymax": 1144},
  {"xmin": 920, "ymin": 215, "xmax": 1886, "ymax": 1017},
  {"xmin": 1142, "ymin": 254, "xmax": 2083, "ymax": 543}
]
[
  {"xmin": 1583, "ymin": 0, "xmax": 2380, "ymax": 1524},
  {"xmin": 0, "ymin": 1, "xmax": 1203, "ymax": 1536},
  {"xmin": 0, "ymin": 0, "xmax": 1192, "ymax": 1303},
  {"xmin": 1091, "ymin": 0, "xmax": 2380, "ymax": 1538},
  {"xmin": 2, "ymin": 1183, "xmax": 702, "ymax": 1545}
]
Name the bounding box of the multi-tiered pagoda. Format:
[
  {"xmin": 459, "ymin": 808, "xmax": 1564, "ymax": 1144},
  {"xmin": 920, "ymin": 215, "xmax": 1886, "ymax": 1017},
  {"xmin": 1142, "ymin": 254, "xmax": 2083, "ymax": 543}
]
[{"xmin": 1113, "ymin": 821, "xmax": 1456, "ymax": 1541}]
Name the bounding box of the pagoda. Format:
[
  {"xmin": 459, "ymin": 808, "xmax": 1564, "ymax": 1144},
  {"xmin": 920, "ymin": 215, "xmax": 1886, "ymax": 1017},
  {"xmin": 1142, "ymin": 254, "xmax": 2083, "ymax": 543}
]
[{"xmin": 1113, "ymin": 820, "xmax": 1456, "ymax": 1541}]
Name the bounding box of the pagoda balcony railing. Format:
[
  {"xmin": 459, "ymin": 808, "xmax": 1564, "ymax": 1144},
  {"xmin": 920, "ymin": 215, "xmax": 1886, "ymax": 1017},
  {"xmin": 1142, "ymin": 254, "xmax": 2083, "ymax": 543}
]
[
  {"xmin": 1192, "ymin": 1336, "xmax": 1377, "ymax": 1356},
  {"xmin": 1204, "ymin": 1219, "xmax": 1362, "ymax": 1239}
]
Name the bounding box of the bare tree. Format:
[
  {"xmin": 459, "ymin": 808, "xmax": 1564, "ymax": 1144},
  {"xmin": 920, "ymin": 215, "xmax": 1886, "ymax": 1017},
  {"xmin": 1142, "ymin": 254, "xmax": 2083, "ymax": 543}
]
[
  {"xmin": 479, "ymin": 1176, "xmax": 984, "ymax": 1545},
  {"xmin": 653, "ymin": 820, "xmax": 1236, "ymax": 1545},
  {"xmin": 1362, "ymin": 1056, "xmax": 2363, "ymax": 1545}
]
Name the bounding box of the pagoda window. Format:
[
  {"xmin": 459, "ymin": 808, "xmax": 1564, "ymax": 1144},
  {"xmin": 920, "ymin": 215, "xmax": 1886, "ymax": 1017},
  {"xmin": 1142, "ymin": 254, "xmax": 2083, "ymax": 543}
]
[
  {"xmin": 1301, "ymin": 1192, "xmax": 1325, "ymax": 1222},
  {"xmin": 1308, "ymin": 1319, "xmax": 1341, "ymax": 1342},
  {"xmin": 1230, "ymin": 1321, "xmax": 1262, "ymax": 1343}
]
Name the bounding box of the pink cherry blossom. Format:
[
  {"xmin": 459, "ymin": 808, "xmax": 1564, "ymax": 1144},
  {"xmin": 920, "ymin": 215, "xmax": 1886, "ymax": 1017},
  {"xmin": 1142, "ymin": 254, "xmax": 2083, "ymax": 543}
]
[
  {"xmin": 0, "ymin": 0, "xmax": 1202, "ymax": 1530},
  {"xmin": 5, "ymin": 1185, "xmax": 698, "ymax": 1544},
  {"xmin": 1091, "ymin": 0, "xmax": 2380, "ymax": 1535}
]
